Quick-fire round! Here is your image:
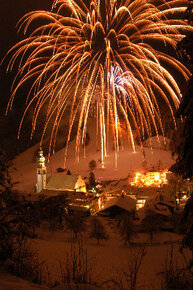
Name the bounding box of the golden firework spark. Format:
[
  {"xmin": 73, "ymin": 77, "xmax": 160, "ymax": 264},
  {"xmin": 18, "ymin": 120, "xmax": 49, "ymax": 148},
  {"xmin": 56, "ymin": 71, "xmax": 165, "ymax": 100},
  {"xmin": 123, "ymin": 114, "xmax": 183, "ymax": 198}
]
[{"xmin": 5, "ymin": 0, "xmax": 193, "ymax": 167}]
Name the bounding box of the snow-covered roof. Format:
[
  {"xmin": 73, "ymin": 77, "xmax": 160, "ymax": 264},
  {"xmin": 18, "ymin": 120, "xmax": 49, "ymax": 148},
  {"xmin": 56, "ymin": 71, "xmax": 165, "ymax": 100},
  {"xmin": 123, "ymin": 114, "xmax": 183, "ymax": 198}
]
[
  {"xmin": 146, "ymin": 192, "xmax": 176, "ymax": 208},
  {"xmin": 139, "ymin": 192, "xmax": 176, "ymax": 218},
  {"xmin": 102, "ymin": 178, "xmax": 131, "ymax": 193},
  {"xmin": 99, "ymin": 195, "xmax": 136, "ymax": 213},
  {"xmin": 46, "ymin": 174, "xmax": 81, "ymax": 190}
]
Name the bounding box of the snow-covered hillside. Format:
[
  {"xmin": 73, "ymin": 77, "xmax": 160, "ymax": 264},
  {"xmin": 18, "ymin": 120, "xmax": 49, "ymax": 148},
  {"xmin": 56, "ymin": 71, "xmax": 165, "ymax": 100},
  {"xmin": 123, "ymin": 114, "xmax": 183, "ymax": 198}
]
[{"xmin": 10, "ymin": 126, "xmax": 175, "ymax": 194}]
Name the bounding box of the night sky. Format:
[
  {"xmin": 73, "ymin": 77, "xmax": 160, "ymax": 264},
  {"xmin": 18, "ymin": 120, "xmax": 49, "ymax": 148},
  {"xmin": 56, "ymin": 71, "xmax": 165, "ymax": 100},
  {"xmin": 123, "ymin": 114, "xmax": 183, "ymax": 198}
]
[
  {"xmin": 0, "ymin": 0, "xmax": 187, "ymax": 109},
  {"xmin": 0, "ymin": 0, "xmax": 188, "ymax": 157},
  {"xmin": 0, "ymin": 0, "xmax": 52, "ymax": 106},
  {"xmin": 0, "ymin": 1, "xmax": 53, "ymax": 155}
]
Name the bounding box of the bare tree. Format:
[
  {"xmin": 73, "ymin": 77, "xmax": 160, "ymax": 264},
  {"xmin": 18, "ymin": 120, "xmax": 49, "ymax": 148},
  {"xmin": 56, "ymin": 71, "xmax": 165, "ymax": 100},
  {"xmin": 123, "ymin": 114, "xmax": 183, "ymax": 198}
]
[
  {"xmin": 141, "ymin": 210, "xmax": 163, "ymax": 243},
  {"xmin": 59, "ymin": 240, "xmax": 95, "ymax": 287},
  {"xmin": 64, "ymin": 212, "xmax": 87, "ymax": 240},
  {"xmin": 117, "ymin": 213, "xmax": 136, "ymax": 246},
  {"xmin": 89, "ymin": 217, "xmax": 109, "ymax": 245},
  {"xmin": 102, "ymin": 246, "xmax": 146, "ymax": 290},
  {"xmin": 160, "ymin": 245, "xmax": 193, "ymax": 290},
  {"xmin": 10, "ymin": 238, "xmax": 49, "ymax": 285}
]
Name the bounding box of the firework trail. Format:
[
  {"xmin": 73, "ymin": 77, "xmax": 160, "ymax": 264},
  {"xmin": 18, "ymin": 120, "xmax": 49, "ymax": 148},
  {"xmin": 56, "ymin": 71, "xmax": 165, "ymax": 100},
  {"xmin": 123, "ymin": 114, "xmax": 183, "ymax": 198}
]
[{"xmin": 5, "ymin": 0, "xmax": 193, "ymax": 167}]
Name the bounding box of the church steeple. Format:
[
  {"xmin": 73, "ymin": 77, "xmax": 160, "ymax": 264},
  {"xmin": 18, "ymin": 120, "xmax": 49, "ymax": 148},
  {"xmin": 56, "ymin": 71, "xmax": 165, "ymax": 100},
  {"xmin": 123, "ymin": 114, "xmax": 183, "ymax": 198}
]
[{"xmin": 36, "ymin": 147, "xmax": 47, "ymax": 192}]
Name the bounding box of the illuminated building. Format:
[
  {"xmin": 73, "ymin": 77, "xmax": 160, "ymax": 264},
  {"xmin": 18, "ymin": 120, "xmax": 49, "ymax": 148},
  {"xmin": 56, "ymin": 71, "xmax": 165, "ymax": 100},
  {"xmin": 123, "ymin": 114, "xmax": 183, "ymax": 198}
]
[
  {"xmin": 36, "ymin": 149, "xmax": 86, "ymax": 193},
  {"xmin": 131, "ymin": 170, "xmax": 168, "ymax": 187}
]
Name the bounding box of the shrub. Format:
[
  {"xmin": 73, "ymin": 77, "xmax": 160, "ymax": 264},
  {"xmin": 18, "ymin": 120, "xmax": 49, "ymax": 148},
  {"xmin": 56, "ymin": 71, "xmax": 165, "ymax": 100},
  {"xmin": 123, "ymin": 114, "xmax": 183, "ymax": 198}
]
[
  {"xmin": 8, "ymin": 238, "xmax": 49, "ymax": 285},
  {"xmin": 57, "ymin": 167, "xmax": 66, "ymax": 173}
]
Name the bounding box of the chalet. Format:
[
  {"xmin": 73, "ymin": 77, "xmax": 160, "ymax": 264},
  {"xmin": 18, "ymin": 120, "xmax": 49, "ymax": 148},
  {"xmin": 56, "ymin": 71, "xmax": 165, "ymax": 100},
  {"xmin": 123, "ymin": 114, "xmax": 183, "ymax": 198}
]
[{"xmin": 96, "ymin": 195, "xmax": 136, "ymax": 217}]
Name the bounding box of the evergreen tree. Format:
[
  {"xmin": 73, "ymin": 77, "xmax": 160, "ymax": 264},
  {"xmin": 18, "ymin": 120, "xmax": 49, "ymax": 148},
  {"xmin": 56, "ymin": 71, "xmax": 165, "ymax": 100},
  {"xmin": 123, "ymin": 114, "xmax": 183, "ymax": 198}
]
[
  {"xmin": 88, "ymin": 171, "xmax": 96, "ymax": 191},
  {"xmin": 0, "ymin": 150, "xmax": 38, "ymax": 262},
  {"xmin": 0, "ymin": 150, "xmax": 13, "ymax": 208},
  {"xmin": 0, "ymin": 151, "xmax": 12, "ymax": 190},
  {"xmin": 170, "ymin": 1, "xmax": 193, "ymax": 178},
  {"xmin": 165, "ymin": 3, "xmax": 193, "ymax": 269},
  {"xmin": 67, "ymin": 169, "xmax": 72, "ymax": 175},
  {"xmin": 181, "ymin": 193, "xmax": 193, "ymax": 252},
  {"xmin": 180, "ymin": 192, "xmax": 193, "ymax": 271}
]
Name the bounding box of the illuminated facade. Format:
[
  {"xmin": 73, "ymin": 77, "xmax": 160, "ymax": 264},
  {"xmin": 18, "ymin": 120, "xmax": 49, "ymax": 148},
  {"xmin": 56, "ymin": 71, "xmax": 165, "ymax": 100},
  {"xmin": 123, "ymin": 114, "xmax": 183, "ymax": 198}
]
[
  {"xmin": 46, "ymin": 174, "xmax": 86, "ymax": 192},
  {"xmin": 131, "ymin": 170, "xmax": 168, "ymax": 187}
]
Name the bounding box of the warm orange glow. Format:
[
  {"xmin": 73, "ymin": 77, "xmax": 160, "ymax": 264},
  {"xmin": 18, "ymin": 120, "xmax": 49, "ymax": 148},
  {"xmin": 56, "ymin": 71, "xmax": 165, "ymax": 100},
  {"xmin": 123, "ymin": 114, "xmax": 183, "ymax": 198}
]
[
  {"xmin": 5, "ymin": 0, "xmax": 192, "ymax": 165},
  {"xmin": 131, "ymin": 170, "xmax": 168, "ymax": 187},
  {"xmin": 136, "ymin": 199, "xmax": 146, "ymax": 210},
  {"xmin": 98, "ymin": 197, "xmax": 101, "ymax": 210}
]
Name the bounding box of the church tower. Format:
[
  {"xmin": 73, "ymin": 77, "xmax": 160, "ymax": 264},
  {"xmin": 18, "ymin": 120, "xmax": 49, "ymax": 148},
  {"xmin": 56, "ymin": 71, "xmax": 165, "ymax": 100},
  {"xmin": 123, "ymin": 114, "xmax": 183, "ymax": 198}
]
[{"xmin": 36, "ymin": 148, "xmax": 47, "ymax": 193}]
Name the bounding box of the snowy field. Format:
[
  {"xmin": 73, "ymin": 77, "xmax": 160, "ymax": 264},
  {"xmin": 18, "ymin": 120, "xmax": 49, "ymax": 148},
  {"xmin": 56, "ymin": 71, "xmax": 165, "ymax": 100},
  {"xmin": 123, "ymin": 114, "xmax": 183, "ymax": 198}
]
[
  {"xmin": 1, "ymin": 217, "xmax": 191, "ymax": 290},
  {"xmin": 33, "ymin": 218, "xmax": 185, "ymax": 289}
]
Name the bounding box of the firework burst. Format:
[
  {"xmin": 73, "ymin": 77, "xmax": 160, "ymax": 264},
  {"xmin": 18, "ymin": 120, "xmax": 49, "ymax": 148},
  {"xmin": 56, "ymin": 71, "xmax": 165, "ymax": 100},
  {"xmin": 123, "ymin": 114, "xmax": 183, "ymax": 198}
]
[{"xmin": 5, "ymin": 0, "xmax": 193, "ymax": 167}]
